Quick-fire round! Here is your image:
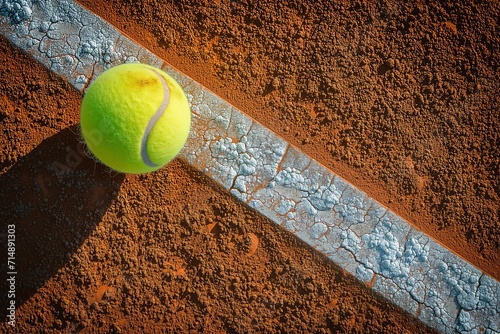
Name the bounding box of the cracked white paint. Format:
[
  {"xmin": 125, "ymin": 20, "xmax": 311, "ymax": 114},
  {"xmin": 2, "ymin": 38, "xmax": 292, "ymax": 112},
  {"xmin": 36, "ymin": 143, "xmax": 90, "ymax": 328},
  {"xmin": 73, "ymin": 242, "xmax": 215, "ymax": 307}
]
[{"xmin": 1, "ymin": 1, "xmax": 499, "ymax": 333}]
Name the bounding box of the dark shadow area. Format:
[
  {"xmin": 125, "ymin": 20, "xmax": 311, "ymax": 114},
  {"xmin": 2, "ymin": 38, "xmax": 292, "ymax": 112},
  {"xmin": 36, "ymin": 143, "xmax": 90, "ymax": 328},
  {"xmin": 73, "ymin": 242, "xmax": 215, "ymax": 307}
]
[{"xmin": 0, "ymin": 125, "xmax": 125, "ymax": 318}]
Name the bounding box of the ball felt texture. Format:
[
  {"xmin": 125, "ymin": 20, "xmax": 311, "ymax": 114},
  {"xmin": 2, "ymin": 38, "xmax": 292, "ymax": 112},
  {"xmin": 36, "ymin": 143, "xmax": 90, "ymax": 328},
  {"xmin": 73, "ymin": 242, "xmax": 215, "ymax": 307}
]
[{"xmin": 80, "ymin": 63, "xmax": 191, "ymax": 174}]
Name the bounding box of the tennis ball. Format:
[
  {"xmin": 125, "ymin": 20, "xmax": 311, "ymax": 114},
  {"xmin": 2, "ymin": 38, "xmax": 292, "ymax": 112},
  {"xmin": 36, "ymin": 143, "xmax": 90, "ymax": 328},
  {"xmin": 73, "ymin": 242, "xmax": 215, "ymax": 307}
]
[{"xmin": 80, "ymin": 63, "xmax": 191, "ymax": 174}]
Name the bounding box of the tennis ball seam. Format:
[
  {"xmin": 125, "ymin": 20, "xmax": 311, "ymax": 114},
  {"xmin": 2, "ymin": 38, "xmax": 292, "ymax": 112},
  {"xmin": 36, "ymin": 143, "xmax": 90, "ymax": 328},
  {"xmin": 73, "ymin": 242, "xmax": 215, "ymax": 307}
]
[{"xmin": 140, "ymin": 68, "xmax": 170, "ymax": 167}]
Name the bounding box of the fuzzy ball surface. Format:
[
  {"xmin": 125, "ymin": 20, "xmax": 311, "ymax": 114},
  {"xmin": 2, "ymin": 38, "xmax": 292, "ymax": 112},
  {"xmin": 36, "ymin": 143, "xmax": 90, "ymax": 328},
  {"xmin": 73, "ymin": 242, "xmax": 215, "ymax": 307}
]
[{"xmin": 80, "ymin": 63, "xmax": 191, "ymax": 174}]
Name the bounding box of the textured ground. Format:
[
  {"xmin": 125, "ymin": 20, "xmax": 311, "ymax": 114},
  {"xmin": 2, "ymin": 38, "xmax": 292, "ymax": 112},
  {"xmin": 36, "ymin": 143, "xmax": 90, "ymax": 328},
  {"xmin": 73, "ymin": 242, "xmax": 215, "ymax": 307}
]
[
  {"xmin": 1, "ymin": 0, "xmax": 499, "ymax": 332},
  {"xmin": 0, "ymin": 34, "xmax": 437, "ymax": 333},
  {"xmin": 77, "ymin": 0, "xmax": 499, "ymax": 278}
]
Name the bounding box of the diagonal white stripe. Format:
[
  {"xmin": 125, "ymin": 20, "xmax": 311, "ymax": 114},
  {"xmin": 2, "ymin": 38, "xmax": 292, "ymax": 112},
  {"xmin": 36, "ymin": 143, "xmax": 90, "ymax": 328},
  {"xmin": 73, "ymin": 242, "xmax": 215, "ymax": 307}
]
[{"xmin": 1, "ymin": 1, "xmax": 498, "ymax": 333}]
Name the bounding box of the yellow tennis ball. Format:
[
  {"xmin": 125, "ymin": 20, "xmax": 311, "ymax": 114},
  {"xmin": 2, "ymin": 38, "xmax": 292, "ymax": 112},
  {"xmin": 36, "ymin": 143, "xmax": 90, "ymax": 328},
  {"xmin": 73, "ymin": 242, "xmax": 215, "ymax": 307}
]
[{"xmin": 80, "ymin": 63, "xmax": 191, "ymax": 174}]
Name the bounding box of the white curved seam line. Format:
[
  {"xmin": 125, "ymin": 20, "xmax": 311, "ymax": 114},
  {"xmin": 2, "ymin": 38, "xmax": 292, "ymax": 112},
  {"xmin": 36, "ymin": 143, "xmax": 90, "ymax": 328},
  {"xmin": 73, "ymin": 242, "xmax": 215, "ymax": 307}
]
[{"xmin": 140, "ymin": 68, "xmax": 170, "ymax": 167}]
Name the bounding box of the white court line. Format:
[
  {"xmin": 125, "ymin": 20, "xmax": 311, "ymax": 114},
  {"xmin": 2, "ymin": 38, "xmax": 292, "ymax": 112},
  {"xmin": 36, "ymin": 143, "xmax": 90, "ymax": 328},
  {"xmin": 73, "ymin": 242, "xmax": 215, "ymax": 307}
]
[{"xmin": 1, "ymin": 1, "xmax": 498, "ymax": 333}]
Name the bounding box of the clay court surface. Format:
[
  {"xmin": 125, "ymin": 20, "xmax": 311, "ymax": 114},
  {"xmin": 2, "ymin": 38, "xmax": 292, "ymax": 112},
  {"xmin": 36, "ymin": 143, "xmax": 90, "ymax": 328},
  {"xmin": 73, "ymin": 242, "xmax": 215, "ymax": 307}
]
[{"xmin": 1, "ymin": 0, "xmax": 498, "ymax": 332}]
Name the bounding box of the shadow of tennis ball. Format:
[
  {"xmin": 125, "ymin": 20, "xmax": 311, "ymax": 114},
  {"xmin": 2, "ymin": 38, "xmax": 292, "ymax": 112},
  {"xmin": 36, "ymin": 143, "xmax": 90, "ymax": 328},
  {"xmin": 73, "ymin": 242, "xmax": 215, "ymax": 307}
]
[{"xmin": 0, "ymin": 125, "xmax": 124, "ymax": 313}]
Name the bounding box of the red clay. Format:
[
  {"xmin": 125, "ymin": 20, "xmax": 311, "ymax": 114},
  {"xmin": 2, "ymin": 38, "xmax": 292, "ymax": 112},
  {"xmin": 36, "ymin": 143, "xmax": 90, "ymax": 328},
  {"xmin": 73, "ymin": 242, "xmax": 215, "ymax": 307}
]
[
  {"xmin": 2, "ymin": 0, "xmax": 499, "ymax": 331},
  {"xmin": 76, "ymin": 0, "xmax": 499, "ymax": 279},
  {"xmin": 0, "ymin": 35, "xmax": 436, "ymax": 332}
]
